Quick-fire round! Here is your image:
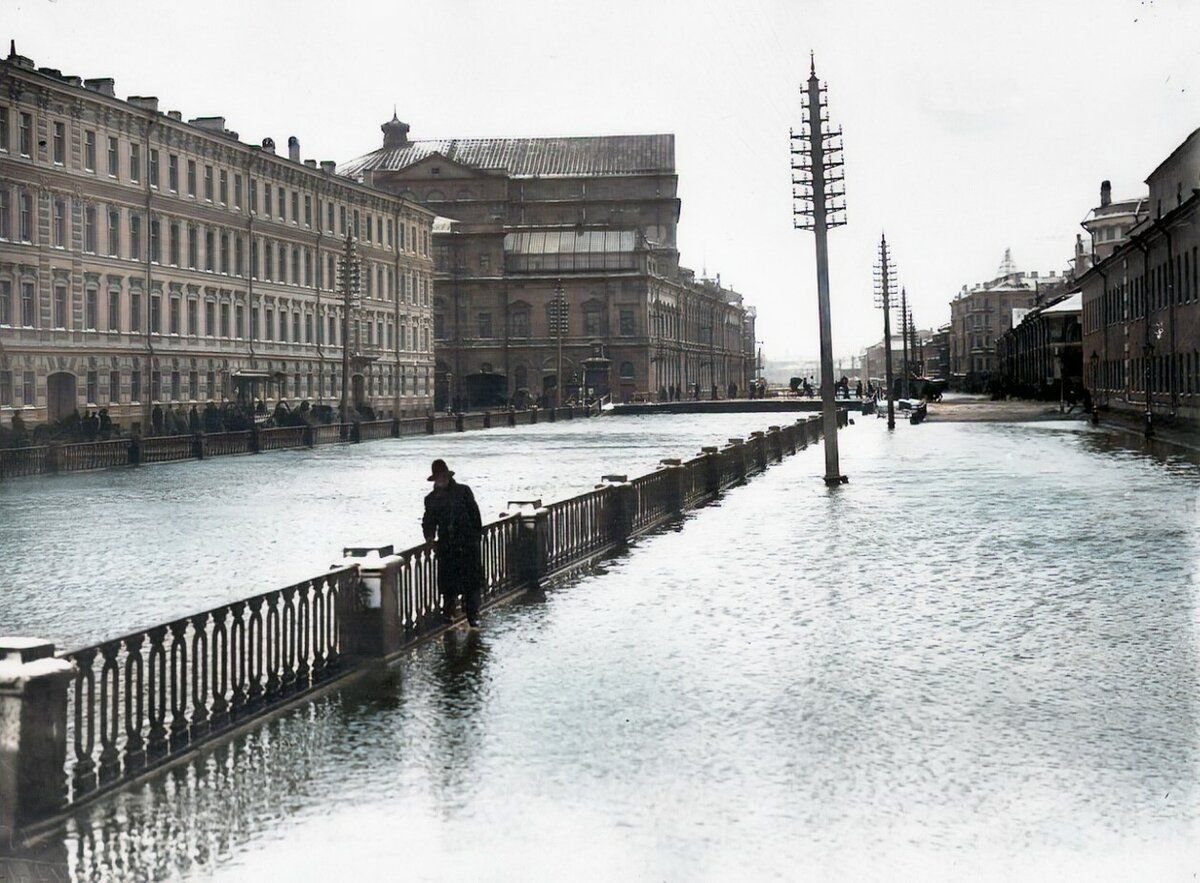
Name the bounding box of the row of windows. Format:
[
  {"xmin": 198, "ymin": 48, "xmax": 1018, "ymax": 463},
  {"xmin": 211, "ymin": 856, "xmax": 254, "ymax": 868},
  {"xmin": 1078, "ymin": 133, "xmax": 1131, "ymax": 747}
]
[
  {"xmin": 0, "ymin": 188, "xmax": 432, "ymax": 304},
  {"xmin": 0, "ymin": 103, "xmax": 430, "ymax": 254},
  {"xmin": 1085, "ymin": 246, "xmax": 1200, "ymax": 333},
  {"xmin": 432, "ymin": 304, "xmax": 641, "ymax": 341},
  {"xmin": 0, "ymin": 278, "xmax": 433, "ymax": 351},
  {"xmin": 1119, "ymin": 352, "xmax": 1200, "ymax": 395},
  {"xmin": 0, "ymin": 365, "xmax": 433, "ymax": 409}
]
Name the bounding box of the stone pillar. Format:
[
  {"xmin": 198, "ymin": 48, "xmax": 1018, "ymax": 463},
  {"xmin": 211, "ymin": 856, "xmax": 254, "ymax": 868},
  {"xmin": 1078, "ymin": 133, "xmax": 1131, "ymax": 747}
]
[
  {"xmin": 725, "ymin": 438, "xmax": 746, "ymax": 485},
  {"xmin": 303, "ymin": 424, "xmax": 315, "ymax": 448},
  {"xmin": 390, "ymin": 417, "xmax": 400, "ymax": 438},
  {"xmin": 701, "ymin": 446, "xmax": 721, "ymax": 497},
  {"xmin": 768, "ymin": 426, "xmax": 782, "ymax": 462},
  {"xmin": 45, "ymin": 443, "xmax": 62, "ymax": 474},
  {"xmin": 425, "ymin": 415, "xmax": 435, "ymax": 435},
  {"xmin": 0, "ymin": 638, "xmax": 76, "ymax": 836},
  {"xmin": 334, "ymin": 546, "xmax": 402, "ymax": 660},
  {"xmin": 598, "ymin": 475, "xmax": 633, "ymax": 544},
  {"xmin": 659, "ymin": 458, "xmax": 684, "ymax": 516},
  {"xmin": 128, "ymin": 435, "xmax": 141, "ymax": 465},
  {"xmin": 749, "ymin": 431, "xmax": 766, "ymax": 473},
  {"xmin": 530, "ymin": 408, "xmax": 538, "ymax": 425},
  {"xmin": 483, "ymin": 412, "xmax": 492, "ymax": 430},
  {"xmin": 191, "ymin": 432, "xmax": 205, "ymax": 460},
  {"xmin": 506, "ymin": 499, "xmax": 549, "ymax": 589},
  {"xmin": 249, "ymin": 422, "xmax": 261, "ymax": 452},
  {"xmin": 455, "ymin": 413, "xmax": 464, "ymax": 432},
  {"xmin": 507, "ymin": 410, "xmax": 516, "ymax": 428}
]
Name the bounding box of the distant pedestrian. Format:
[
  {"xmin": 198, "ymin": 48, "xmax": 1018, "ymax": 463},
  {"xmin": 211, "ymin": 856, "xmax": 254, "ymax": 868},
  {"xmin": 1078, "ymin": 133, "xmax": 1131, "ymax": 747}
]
[
  {"xmin": 188, "ymin": 405, "xmax": 201, "ymax": 434},
  {"xmin": 422, "ymin": 459, "xmax": 484, "ymax": 628},
  {"xmin": 151, "ymin": 404, "xmax": 164, "ymax": 435},
  {"xmin": 855, "ymin": 380, "xmax": 863, "ymax": 399}
]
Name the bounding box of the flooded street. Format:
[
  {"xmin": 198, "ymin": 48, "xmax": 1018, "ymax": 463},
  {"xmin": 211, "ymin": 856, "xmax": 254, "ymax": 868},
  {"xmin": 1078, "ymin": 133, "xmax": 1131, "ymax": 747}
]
[{"xmin": 16, "ymin": 414, "xmax": 1198, "ymax": 880}]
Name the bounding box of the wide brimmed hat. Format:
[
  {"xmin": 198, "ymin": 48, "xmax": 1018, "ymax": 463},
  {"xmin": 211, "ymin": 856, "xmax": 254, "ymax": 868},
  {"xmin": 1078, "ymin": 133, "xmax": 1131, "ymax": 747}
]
[{"xmin": 427, "ymin": 458, "xmax": 455, "ymax": 481}]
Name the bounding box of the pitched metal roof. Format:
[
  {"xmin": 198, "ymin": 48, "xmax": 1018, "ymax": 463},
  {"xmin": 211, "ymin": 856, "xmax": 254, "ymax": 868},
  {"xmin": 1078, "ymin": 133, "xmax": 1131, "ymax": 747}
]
[{"xmin": 338, "ymin": 134, "xmax": 675, "ymax": 179}]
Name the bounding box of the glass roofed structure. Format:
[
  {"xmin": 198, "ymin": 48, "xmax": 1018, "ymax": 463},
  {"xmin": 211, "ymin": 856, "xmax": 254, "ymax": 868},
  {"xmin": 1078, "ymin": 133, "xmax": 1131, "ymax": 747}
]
[{"xmin": 503, "ymin": 229, "xmax": 638, "ymax": 274}]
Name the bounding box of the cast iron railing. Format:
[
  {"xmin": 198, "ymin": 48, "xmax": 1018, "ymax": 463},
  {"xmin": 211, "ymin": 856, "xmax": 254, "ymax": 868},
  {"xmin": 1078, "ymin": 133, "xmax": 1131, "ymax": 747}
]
[
  {"xmin": 61, "ymin": 567, "xmax": 358, "ymax": 805},
  {"xmin": 45, "ymin": 414, "xmax": 840, "ymax": 821}
]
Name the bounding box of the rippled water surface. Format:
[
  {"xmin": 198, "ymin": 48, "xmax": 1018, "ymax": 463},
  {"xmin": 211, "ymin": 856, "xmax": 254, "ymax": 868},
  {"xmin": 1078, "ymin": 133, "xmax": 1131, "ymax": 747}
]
[{"xmin": 7, "ymin": 415, "xmax": 1200, "ymax": 881}]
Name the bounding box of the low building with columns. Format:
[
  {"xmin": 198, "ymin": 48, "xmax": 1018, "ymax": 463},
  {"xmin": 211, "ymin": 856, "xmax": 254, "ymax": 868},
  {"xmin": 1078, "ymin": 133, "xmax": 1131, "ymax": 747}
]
[
  {"xmin": 339, "ymin": 114, "xmax": 754, "ymax": 407},
  {"xmin": 0, "ymin": 45, "xmax": 435, "ymax": 432}
]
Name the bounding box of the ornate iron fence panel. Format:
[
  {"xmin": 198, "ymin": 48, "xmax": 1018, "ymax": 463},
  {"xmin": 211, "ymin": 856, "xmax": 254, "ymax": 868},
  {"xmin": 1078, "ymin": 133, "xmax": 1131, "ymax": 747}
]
[
  {"xmin": 141, "ymin": 435, "xmax": 194, "ymax": 464},
  {"xmin": 60, "ymin": 567, "xmax": 358, "ymax": 807},
  {"xmin": 481, "ymin": 515, "xmax": 521, "ymax": 598},
  {"xmin": 358, "ymin": 420, "xmax": 394, "ymax": 441},
  {"xmin": 630, "ymin": 469, "xmax": 674, "ymax": 534},
  {"xmin": 312, "ymin": 424, "xmax": 344, "ymax": 445},
  {"xmin": 682, "ymin": 457, "xmax": 709, "ymax": 507},
  {"xmin": 397, "ymin": 543, "xmax": 441, "ymax": 634},
  {"xmin": 58, "ymin": 440, "xmax": 131, "ymax": 473},
  {"xmin": 0, "ymin": 445, "xmax": 48, "ymax": 479},
  {"xmin": 258, "ymin": 427, "xmax": 307, "ymax": 451},
  {"xmin": 544, "ymin": 487, "xmax": 616, "ymax": 572},
  {"xmin": 205, "ymin": 431, "xmax": 253, "ymax": 457}
]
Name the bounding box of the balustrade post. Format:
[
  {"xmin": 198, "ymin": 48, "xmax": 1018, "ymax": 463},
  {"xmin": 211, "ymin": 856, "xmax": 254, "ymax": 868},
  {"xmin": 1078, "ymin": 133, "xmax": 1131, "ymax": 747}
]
[
  {"xmin": 455, "ymin": 413, "xmax": 464, "ymax": 432},
  {"xmin": 192, "ymin": 432, "xmax": 205, "ymax": 461},
  {"xmin": 659, "ymin": 458, "xmax": 684, "ymax": 516},
  {"xmin": 350, "ymin": 421, "xmax": 362, "ymax": 443},
  {"xmin": 768, "ymin": 426, "xmax": 783, "ymax": 462},
  {"xmin": 701, "ymin": 446, "xmax": 721, "ymax": 497},
  {"xmin": 128, "ymin": 436, "xmax": 141, "ymax": 466},
  {"xmin": 483, "ymin": 412, "xmax": 492, "ymax": 429},
  {"xmin": 530, "ymin": 408, "xmax": 538, "ymax": 424},
  {"xmin": 506, "ymin": 499, "xmax": 549, "ymax": 590},
  {"xmin": 391, "ymin": 417, "xmax": 400, "ymax": 438},
  {"xmin": 0, "ymin": 638, "xmax": 76, "ymax": 836},
  {"xmin": 249, "ymin": 423, "xmax": 261, "ymax": 453},
  {"xmin": 726, "ymin": 438, "xmax": 747, "ymax": 485},
  {"xmin": 426, "ymin": 415, "xmax": 435, "ymax": 434},
  {"xmin": 335, "ymin": 546, "xmax": 402, "ymax": 660},
  {"xmin": 508, "ymin": 410, "xmax": 516, "ymax": 428},
  {"xmin": 749, "ymin": 431, "xmax": 766, "ymax": 473},
  {"xmin": 46, "ymin": 442, "xmax": 62, "ymax": 474},
  {"xmin": 303, "ymin": 424, "xmax": 315, "ymax": 447},
  {"xmin": 598, "ymin": 475, "xmax": 634, "ymax": 546}
]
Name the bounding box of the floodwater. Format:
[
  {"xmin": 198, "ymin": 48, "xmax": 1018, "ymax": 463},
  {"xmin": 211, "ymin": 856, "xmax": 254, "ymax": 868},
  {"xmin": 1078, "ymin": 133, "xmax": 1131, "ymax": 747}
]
[{"xmin": 6, "ymin": 413, "xmax": 1200, "ymax": 881}]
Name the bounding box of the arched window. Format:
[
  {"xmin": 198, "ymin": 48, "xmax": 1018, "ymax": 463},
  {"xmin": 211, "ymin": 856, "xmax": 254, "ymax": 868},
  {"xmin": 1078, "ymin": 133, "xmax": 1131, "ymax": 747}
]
[
  {"xmin": 425, "ymin": 190, "xmax": 445, "ymax": 202},
  {"xmin": 619, "ymin": 361, "xmax": 635, "ymax": 380}
]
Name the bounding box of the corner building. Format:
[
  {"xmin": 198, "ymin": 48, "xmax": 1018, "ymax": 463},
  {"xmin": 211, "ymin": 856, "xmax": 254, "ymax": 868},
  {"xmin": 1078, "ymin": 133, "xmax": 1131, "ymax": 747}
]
[
  {"xmin": 340, "ymin": 116, "xmax": 753, "ymax": 407},
  {"xmin": 0, "ymin": 47, "xmax": 436, "ymax": 431}
]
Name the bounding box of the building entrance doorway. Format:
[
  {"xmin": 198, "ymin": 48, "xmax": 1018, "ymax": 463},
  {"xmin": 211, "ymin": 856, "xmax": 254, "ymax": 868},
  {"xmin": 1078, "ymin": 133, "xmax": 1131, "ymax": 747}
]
[{"xmin": 47, "ymin": 372, "xmax": 76, "ymax": 422}]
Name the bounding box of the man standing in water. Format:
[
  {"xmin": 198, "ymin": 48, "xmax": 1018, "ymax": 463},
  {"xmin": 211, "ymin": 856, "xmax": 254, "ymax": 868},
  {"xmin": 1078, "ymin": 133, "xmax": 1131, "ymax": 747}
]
[{"xmin": 422, "ymin": 459, "xmax": 484, "ymax": 628}]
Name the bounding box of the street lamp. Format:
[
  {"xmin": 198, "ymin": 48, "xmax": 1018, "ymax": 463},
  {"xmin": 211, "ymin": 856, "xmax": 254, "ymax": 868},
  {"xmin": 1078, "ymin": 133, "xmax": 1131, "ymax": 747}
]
[{"xmin": 1089, "ymin": 350, "xmax": 1100, "ymax": 425}]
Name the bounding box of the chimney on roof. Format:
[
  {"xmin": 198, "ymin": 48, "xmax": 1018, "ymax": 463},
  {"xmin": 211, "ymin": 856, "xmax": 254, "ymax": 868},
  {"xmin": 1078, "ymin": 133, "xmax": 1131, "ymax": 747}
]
[
  {"xmin": 83, "ymin": 78, "xmax": 116, "ymax": 97},
  {"xmin": 190, "ymin": 116, "xmax": 226, "ymax": 132},
  {"xmin": 262, "ymin": 137, "xmax": 276, "ymax": 154},
  {"xmin": 1100, "ymin": 180, "xmax": 1112, "ymax": 208},
  {"xmin": 128, "ymin": 96, "xmax": 159, "ymax": 112},
  {"xmin": 381, "ymin": 109, "xmax": 410, "ymax": 150},
  {"xmin": 320, "ymin": 160, "xmax": 336, "ymax": 175},
  {"xmin": 304, "ymin": 159, "xmax": 317, "ymax": 168},
  {"xmin": 167, "ymin": 110, "xmax": 182, "ymax": 121},
  {"xmin": 288, "ymin": 136, "xmax": 300, "ymax": 162}
]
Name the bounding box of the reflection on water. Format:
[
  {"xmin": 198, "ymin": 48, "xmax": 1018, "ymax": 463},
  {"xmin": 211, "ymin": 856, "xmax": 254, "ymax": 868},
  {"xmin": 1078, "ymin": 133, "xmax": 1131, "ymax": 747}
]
[{"xmin": 7, "ymin": 418, "xmax": 1200, "ymax": 881}]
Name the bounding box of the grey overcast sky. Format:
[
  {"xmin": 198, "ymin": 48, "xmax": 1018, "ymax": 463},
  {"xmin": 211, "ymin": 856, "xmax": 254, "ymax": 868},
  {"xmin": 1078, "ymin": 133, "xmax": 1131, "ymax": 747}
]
[{"xmin": 8, "ymin": 0, "xmax": 1199, "ymax": 360}]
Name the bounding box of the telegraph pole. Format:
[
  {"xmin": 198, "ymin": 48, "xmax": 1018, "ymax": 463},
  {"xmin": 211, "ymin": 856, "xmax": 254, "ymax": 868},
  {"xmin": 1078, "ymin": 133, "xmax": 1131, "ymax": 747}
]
[
  {"xmin": 336, "ymin": 229, "xmax": 360, "ymax": 431},
  {"xmin": 900, "ymin": 286, "xmax": 910, "ymax": 398},
  {"xmin": 873, "ymin": 234, "xmax": 897, "ymax": 430},
  {"xmin": 791, "ymin": 53, "xmax": 848, "ymax": 485}
]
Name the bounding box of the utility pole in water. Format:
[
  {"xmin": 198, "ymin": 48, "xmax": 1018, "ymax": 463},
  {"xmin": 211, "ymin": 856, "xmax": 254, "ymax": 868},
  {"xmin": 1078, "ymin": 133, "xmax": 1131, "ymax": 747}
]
[
  {"xmin": 791, "ymin": 53, "xmax": 848, "ymax": 485},
  {"xmin": 900, "ymin": 286, "xmax": 911, "ymax": 399},
  {"xmin": 874, "ymin": 234, "xmax": 897, "ymax": 430}
]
